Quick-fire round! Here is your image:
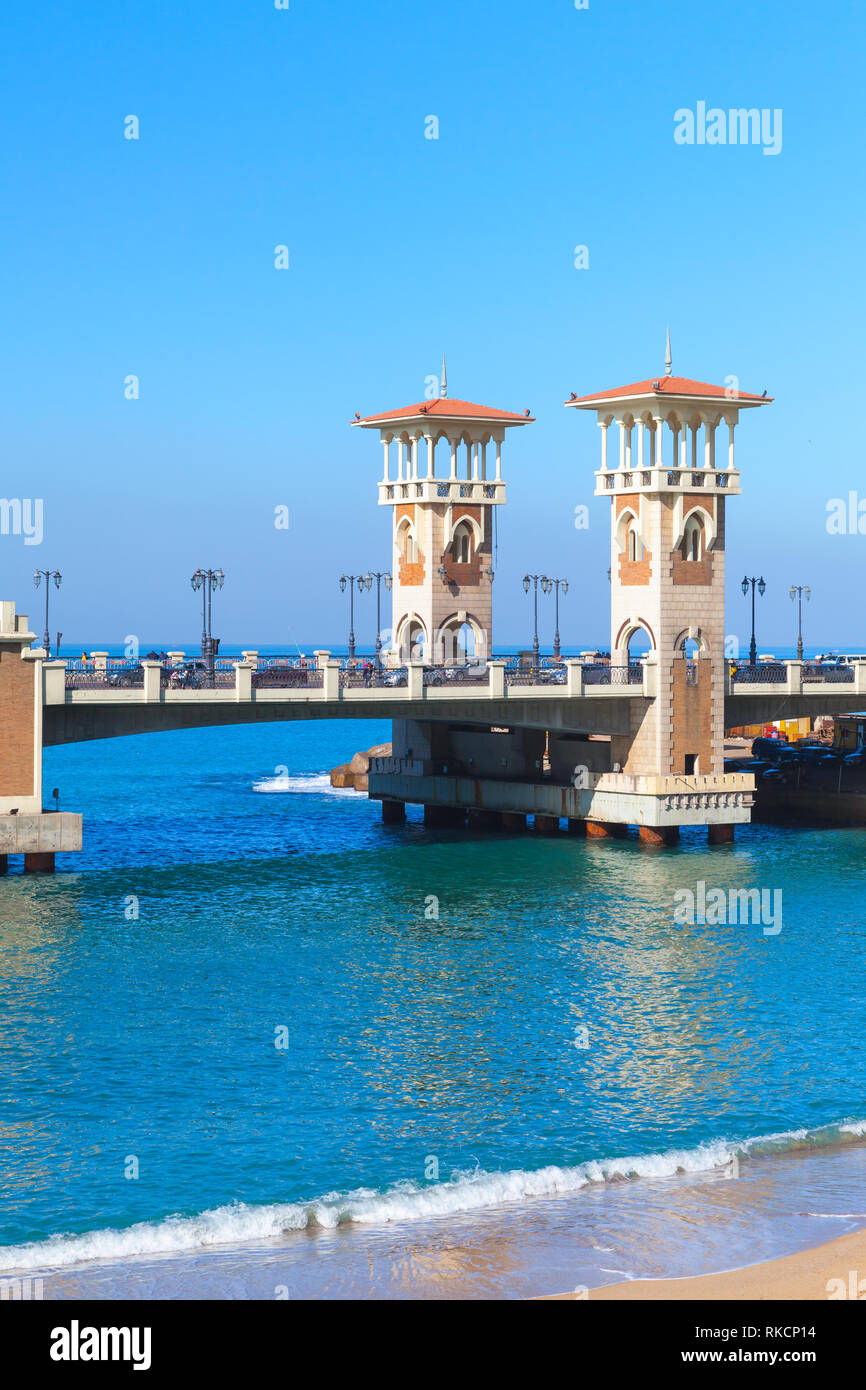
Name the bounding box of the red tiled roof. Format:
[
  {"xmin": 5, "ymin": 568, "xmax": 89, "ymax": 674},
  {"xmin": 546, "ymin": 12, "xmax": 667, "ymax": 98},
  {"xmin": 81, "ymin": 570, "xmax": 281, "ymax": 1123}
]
[
  {"xmin": 565, "ymin": 376, "xmax": 771, "ymax": 406},
  {"xmin": 354, "ymin": 397, "xmax": 534, "ymax": 425}
]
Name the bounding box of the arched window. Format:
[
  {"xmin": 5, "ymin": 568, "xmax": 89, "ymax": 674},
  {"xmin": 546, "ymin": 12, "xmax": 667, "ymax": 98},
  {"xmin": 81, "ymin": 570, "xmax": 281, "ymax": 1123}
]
[
  {"xmin": 451, "ymin": 521, "xmax": 473, "ymax": 565},
  {"xmin": 627, "ymin": 526, "xmax": 638, "ymax": 562},
  {"xmin": 682, "ymin": 515, "xmax": 703, "ymax": 561},
  {"xmin": 397, "ymin": 520, "xmax": 417, "ymax": 564}
]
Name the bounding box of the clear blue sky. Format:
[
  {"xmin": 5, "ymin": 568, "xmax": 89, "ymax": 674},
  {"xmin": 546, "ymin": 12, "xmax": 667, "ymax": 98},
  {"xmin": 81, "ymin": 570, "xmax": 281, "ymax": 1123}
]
[{"xmin": 0, "ymin": 0, "xmax": 863, "ymax": 652}]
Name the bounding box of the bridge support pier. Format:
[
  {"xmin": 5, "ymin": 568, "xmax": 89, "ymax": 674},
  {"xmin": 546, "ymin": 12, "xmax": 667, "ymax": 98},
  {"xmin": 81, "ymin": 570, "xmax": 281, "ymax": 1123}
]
[
  {"xmin": 638, "ymin": 825, "xmax": 680, "ymax": 848},
  {"xmin": 708, "ymin": 823, "xmax": 735, "ymax": 845},
  {"xmin": 424, "ymin": 804, "xmax": 466, "ymax": 827},
  {"xmin": 0, "ymin": 854, "xmax": 6, "ymax": 875},
  {"xmin": 467, "ymin": 809, "xmax": 502, "ymax": 829},
  {"xmin": 23, "ymin": 852, "xmax": 55, "ymax": 873},
  {"xmin": 380, "ymin": 799, "xmax": 406, "ymax": 824},
  {"xmin": 534, "ymin": 814, "xmax": 560, "ymax": 834},
  {"xmin": 502, "ymin": 812, "xmax": 527, "ymax": 830},
  {"xmin": 586, "ymin": 820, "xmax": 627, "ymax": 839},
  {"xmin": 567, "ymin": 819, "xmax": 587, "ymax": 836}
]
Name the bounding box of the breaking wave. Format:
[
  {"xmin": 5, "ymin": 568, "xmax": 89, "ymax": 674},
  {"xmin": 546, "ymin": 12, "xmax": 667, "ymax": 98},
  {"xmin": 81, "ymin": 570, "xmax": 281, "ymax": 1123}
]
[
  {"xmin": 2, "ymin": 1117, "xmax": 865, "ymax": 1275},
  {"xmin": 252, "ymin": 772, "xmax": 359, "ymax": 796}
]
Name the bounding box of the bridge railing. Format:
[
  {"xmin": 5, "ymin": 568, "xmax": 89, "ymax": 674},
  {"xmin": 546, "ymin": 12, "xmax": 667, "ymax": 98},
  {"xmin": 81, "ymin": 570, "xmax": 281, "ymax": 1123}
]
[
  {"xmin": 579, "ymin": 662, "xmax": 645, "ymax": 686},
  {"xmin": 730, "ymin": 662, "xmax": 856, "ymax": 686},
  {"xmin": 65, "ymin": 660, "xmax": 145, "ymax": 690},
  {"xmin": 252, "ymin": 666, "xmax": 323, "ymax": 689}
]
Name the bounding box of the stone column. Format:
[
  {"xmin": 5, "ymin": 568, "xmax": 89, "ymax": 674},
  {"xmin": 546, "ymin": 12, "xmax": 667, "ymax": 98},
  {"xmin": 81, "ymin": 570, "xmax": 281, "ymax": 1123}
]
[
  {"xmin": 42, "ymin": 660, "xmax": 66, "ymax": 706},
  {"xmin": 142, "ymin": 660, "xmax": 163, "ymax": 701},
  {"xmin": 234, "ymin": 662, "xmax": 252, "ymax": 701},
  {"xmin": 654, "ymin": 417, "xmax": 664, "ymax": 469},
  {"xmin": 488, "ymin": 659, "xmax": 506, "ymax": 698}
]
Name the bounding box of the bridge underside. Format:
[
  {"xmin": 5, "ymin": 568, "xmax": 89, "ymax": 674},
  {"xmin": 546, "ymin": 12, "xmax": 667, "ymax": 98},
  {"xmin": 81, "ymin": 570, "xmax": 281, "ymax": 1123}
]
[
  {"xmin": 43, "ymin": 688, "xmax": 866, "ymax": 750},
  {"xmin": 42, "ymin": 696, "xmax": 640, "ymax": 746}
]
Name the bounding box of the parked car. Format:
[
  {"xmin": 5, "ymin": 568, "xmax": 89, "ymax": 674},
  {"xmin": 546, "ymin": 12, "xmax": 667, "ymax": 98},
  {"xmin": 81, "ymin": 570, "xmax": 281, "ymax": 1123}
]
[
  {"xmin": 761, "ymin": 766, "xmax": 795, "ymax": 785},
  {"xmin": 541, "ymin": 665, "xmax": 568, "ymax": 685},
  {"xmin": 252, "ymin": 664, "xmax": 314, "ymax": 689},
  {"xmin": 843, "ymin": 747, "xmax": 866, "ymax": 767},
  {"xmin": 382, "ymin": 667, "xmax": 407, "ymax": 687},
  {"xmin": 442, "ymin": 662, "xmax": 489, "ymax": 682},
  {"xmin": 169, "ymin": 660, "xmax": 208, "ymax": 689},
  {"xmin": 106, "ymin": 664, "xmax": 143, "ymax": 688},
  {"xmin": 795, "ymin": 746, "xmax": 839, "ymax": 766},
  {"xmin": 750, "ymin": 736, "xmax": 789, "ymax": 762}
]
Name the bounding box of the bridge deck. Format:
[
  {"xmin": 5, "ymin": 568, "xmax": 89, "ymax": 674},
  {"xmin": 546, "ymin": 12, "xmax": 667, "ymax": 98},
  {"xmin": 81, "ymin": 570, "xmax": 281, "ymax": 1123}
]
[{"xmin": 39, "ymin": 660, "xmax": 866, "ymax": 746}]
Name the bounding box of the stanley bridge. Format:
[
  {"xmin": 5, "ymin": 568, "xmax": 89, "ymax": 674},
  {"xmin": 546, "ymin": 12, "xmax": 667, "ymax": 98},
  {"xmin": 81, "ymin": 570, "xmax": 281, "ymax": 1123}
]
[{"xmin": 0, "ymin": 344, "xmax": 853, "ymax": 868}]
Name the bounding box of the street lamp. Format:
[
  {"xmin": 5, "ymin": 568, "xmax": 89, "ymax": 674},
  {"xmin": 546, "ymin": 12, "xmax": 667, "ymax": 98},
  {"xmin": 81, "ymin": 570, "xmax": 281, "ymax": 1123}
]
[
  {"xmin": 33, "ymin": 570, "xmax": 62, "ymax": 656},
  {"xmin": 789, "ymin": 584, "xmax": 811, "ymax": 662},
  {"xmin": 742, "ymin": 574, "xmax": 766, "ymax": 666},
  {"xmin": 365, "ymin": 570, "xmax": 392, "ymax": 667},
  {"xmin": 340, "ymin": 573, "xmax": 372, "ymax": 661},
  {"xmin": 523, "ymin": 573, "xmax": 545, "ymax": 672},
  {"xmin": 543, "ymin": 576, "xmax": 569, "ymax": 660},
  {"xmin": 191, "ymin": 568, "xmax": 224, "ymax": 683}
]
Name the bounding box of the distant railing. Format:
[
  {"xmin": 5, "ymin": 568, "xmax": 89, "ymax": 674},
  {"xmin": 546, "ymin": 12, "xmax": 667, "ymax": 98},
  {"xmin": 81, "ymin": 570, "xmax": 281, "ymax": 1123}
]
[
  {"xmin": 581, "ymin": 662, "xmax": 644, "ymax": 686},
  {"xmin": 802, "ymin": 664, "xmax": 854, "ymax": 684},
  {"xmin": 731, "ymin": 664, "xmax": 786, "ymax": 684},
  {"xmin": 65, "ymin": 661, "xmax": 144, "ymax": 690},
  {"xmin": 253, "ymin": 665, "xmax": 323, "ymax": 689},
  {"xmin": 340, "ymin": 667, "xmax": 396, "ymax": 689}
]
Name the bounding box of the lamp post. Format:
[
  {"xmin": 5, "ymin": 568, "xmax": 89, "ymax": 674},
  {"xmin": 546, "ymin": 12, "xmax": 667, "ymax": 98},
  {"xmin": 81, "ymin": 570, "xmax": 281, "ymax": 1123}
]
[
  {"xmin": 789, "ymin": 584, "xmax": 811, "ymax": 662},
  {"xmin": 366, "ymin": 570, "xmax": 392, "ymax": 668},
  {"xmin": 542, "ymin": 576, "xmax": 568, "ymax": 660},
  {"xmin": 191, "ymin": 568, "xmax": 224, "ymax": 683},
  {"xmin": 33, "ymin": 570, "xmax": 61, "ymax": 656},
  {"xmin": 340, "ymin": 573, "xmax": 372, "ymax": 661},
  {"xmin": 742, "ymin": 574, "xmax": 766, "ymax": 666},
  {"xmin": 523, "ymin": 573, "xmax": 545, "ymax": 672}
]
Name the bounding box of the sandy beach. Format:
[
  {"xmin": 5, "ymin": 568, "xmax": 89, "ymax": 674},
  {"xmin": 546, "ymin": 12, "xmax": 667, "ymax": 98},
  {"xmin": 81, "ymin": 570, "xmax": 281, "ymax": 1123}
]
[{"xmin": 544, "ymin": 1228, "xmax": 866, "ymax": 1301}]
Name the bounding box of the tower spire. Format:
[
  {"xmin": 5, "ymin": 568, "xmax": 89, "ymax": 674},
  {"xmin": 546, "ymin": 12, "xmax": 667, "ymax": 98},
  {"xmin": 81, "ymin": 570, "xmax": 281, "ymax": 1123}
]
[
  {"xmin": 440, "ymin": 353, "xmax": 447, "ymax": 398},
  {"xmin": 664, "ymin": 325, "xmax": 672, "ymax": 377}
]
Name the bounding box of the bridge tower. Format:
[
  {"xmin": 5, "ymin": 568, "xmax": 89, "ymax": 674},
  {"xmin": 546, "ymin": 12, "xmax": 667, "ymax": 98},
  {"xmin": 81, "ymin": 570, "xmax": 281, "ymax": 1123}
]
[
  {"xmin": 566, "ymin": 341, "xmax": 772, "ymax": 794},
  {"xmin": 353, "ymin": 366, "xmax": 533, "ymax": 662}
]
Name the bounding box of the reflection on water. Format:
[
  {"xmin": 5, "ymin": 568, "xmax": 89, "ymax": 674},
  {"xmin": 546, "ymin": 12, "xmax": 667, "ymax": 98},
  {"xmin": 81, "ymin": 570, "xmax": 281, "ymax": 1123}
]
[{"xmin": 0, "ymin": 721, "xmax": 864, "ymax": 1295}]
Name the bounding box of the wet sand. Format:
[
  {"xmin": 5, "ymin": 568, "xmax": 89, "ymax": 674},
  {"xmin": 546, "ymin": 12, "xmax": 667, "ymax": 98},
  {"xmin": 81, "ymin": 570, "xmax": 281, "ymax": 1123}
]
[{"xmin": 544, "ymin": 1228, "xmax": 866, "ymax": 1300}]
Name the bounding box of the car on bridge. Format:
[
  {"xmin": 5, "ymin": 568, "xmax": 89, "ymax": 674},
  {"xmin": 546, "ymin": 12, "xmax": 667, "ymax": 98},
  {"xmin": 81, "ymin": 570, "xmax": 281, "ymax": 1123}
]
[
  {"xmin": 106, "ymin": 664, "xmax": 144, "ymax": 689},
  {"xmin": 169, "ymin": 660, "xmax": 208, "ymax": 689}
]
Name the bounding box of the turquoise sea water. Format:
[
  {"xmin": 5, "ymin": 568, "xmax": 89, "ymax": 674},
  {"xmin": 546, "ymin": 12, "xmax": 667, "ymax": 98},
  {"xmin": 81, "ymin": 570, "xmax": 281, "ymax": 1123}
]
[{"xmin": 1, "ymin": 719, "xmax": 865, "ymax": 1295}]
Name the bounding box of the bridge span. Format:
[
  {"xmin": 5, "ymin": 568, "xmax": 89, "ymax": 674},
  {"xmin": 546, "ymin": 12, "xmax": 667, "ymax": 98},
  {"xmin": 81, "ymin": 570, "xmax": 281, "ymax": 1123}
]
[{"xmin": 41, "ymin": 654, "xmax": 866, "ymax": 747}]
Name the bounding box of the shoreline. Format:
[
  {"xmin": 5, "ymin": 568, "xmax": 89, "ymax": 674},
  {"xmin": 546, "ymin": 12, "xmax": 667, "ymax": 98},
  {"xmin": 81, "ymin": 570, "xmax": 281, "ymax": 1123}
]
[{"xmin": 543, "ymin": 1228, "xmax": 866, "ymax": 1301}]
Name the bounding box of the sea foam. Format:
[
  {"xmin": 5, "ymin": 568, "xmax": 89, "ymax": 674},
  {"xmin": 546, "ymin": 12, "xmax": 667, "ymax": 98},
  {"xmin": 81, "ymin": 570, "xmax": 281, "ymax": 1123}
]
[
  {"xmin": 252, "ymin": 773, "xmax": 359, "ymax": 796},
  {"xmin": 2, "ymin": 1117, "xmax": 864, "ymax": 1275}
]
